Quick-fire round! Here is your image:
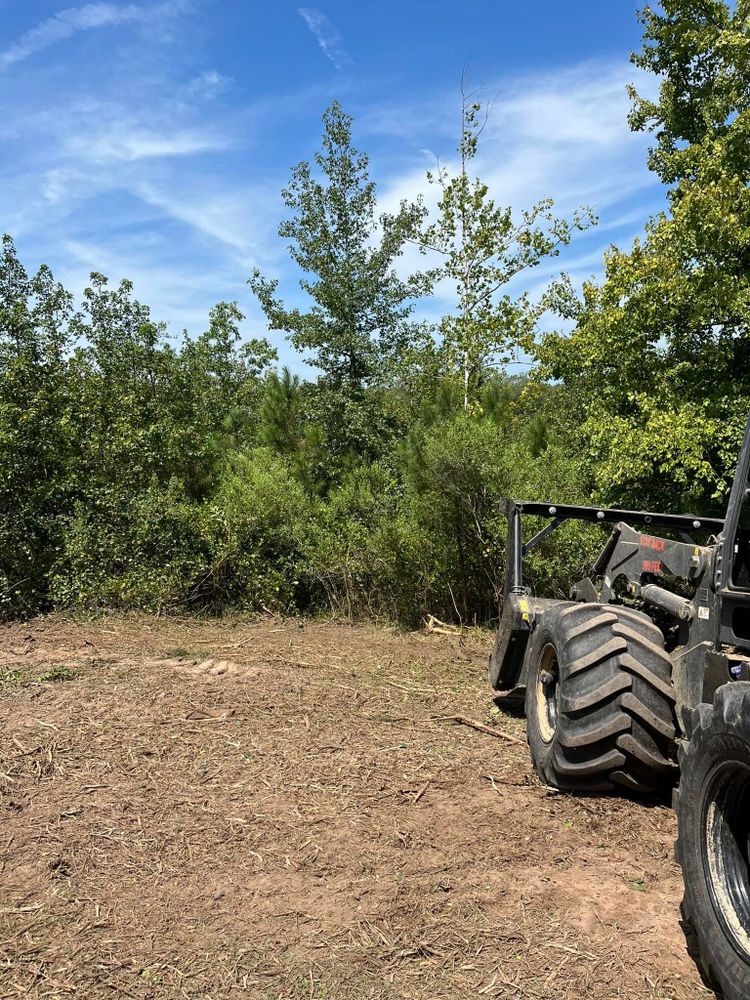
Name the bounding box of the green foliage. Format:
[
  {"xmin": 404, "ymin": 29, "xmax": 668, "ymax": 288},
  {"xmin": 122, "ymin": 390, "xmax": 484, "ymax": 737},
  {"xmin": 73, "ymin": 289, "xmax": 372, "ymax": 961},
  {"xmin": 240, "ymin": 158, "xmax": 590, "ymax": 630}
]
[
  {"xmin": 0, "ymin": 236, "xmax": 74, "ymax": 615},
  {"xmin": 628, "ymin": 0, "xmax": 750, "ymax": 185},
  {"xmin": 303, "ymin": 461, "xmax": 403, "ymax": 617},
  {"xmin": 259, "ymin": 367, "xmax": 305, "ymax": 455},
  {"xmin": 38, "ymin": 665, "xmax": 75, "ymax": 683},
  {"xmin": 249, "ymin": 101, "xmax": 430, "ymax": 464},
  {"xmin": 393, "ymin": 390, "xmax": 600, "ymax": 622},
  {"xmin": 536, "ymin": 0, "xmax": 750, "ymax": 510},
  {"xmin": 50, "ymin": 479, "xmax": 208, "ymax": 611},
  {"xmin": 298, "ymin": 379, "xmax": 600, "ymax": 626},
  {"xmin": 196, "ymin": 450, "xmax": 313, "ymax": 612},
  {"xmin": 0, "ymin": 240, "xmax": 277, "ymax": 618}
]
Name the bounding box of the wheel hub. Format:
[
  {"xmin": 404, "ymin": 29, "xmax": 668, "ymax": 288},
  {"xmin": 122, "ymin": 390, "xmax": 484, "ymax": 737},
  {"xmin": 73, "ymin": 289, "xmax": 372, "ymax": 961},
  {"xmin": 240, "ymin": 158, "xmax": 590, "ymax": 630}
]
[{"xmin": 536, "ymin": 644, "xmax": 559, "ymax": 744}]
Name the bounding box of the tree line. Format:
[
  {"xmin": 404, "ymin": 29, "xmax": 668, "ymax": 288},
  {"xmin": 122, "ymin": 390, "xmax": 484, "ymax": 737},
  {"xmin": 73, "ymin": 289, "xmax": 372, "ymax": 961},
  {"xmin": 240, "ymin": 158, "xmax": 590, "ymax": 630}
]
[{"xmin": 1, "ymin": 0, "xmax": 748, "ymax": 624}]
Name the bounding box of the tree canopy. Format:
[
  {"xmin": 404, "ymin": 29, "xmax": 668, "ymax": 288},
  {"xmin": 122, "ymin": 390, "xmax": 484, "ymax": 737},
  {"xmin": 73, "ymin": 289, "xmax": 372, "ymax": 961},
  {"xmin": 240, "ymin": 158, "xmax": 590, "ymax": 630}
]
[{"xmin": 536, "ymin": 0, "xmax": 750, "ymax": 509}]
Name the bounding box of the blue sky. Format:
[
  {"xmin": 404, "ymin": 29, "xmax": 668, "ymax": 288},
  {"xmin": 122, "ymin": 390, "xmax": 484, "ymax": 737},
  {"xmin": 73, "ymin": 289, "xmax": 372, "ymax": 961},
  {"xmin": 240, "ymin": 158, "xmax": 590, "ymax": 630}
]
[{"xmin": 0, "ymin": 1, "xmax": 664, "ymax": 372}]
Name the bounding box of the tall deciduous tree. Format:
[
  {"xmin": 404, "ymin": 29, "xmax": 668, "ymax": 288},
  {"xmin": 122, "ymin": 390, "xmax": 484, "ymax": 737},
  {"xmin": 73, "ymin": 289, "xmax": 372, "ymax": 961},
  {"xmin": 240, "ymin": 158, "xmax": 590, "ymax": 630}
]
[
  {"xmin": 537, "ymin": 0, "xmax": 750, "ymax": 509},
  {"xmin": 249, "ymin": 101, "xmax": 430, "ymax": 461},
  {"xmin": 421, "ymin": 81, "xmax": 595, "ymax": 408}
]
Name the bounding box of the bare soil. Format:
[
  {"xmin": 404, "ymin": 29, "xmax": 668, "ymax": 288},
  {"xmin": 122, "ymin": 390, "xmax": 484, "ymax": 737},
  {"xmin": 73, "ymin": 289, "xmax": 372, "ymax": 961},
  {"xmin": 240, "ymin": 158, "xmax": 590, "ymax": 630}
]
[{"xmin": 0, "ymin": 615, "xmax": 713, "ymax": 999}]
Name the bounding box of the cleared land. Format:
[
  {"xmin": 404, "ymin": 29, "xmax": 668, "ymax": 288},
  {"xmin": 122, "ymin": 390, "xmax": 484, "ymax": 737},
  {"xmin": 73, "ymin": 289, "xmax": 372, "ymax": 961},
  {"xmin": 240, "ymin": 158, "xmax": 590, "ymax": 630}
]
[{"xmin": 0, "ymin": 616, "xmax": 712, "ymax": 999}]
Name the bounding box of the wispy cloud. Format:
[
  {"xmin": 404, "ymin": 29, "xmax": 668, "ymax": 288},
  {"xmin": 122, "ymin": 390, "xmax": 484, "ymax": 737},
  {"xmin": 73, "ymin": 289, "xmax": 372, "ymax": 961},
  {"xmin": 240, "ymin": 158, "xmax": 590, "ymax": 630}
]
[
  {"xmin": 0, "ymin": 1, "xmax": 187, "ymax": 72},
  {"xmin": 67, "ymin": 125, "xmax": 230, "ymax": 163},
  {"xmin": 134, "ymin": 180, "xmax": 283, "ymax": 264},
  {"xmin": 58, "ymin": 236, "xmax": 247, "ymax": 337},
  {"xmin": 186, "ymin": 69, "xmax": 231, "ymax": 99},
  {"xmin": 298, "ymin": 7, "xmax": 352, "ymax": 70},
  {"xmin": 375, "ymin": 62, "xmax": 656, "ymax": 215}
]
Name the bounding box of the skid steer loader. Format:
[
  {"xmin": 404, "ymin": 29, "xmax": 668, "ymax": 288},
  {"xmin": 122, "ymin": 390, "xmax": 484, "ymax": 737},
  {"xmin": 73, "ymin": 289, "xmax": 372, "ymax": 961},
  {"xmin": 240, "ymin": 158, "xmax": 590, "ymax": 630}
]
[{"xmin": 489, "ymin": 417, "xmax": 750, "ymax": 1000}]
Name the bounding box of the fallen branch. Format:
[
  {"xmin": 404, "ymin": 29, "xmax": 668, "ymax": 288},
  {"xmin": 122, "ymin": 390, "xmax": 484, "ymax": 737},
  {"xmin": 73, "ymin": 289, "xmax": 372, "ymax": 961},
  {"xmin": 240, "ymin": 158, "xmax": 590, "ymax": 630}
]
[
  {"xmin": 424, "ymin": 615, "xmax": 462, "ymax": 636},
  {"xmin": 414, "ymin": 781, "xmax": 430, "ymax": 804},
  {"xmin": 185, "ymin": 706, "xmax": 236, "ymax": 721},
  {"xmin": 482, "ymin": 772, "xmax": 531, "ymax": 791},
  {"xmin": 435, "ymin": 714, "xmax": 525, "ymax": 747}
]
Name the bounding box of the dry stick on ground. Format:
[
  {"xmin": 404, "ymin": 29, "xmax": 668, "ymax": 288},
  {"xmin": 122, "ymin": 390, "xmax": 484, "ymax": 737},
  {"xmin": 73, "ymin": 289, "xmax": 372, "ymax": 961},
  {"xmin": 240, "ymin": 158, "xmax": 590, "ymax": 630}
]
[
  {"xmin": 413, "ymin": 781, "xmax": 430, "ymax": 803},
  {"xmin": 434, "ymin": 714, "xmax": 526, "ymax": 746},
  {"xmin": 482, "ymin": 773, "xmax": 530, "ymax": 791}
]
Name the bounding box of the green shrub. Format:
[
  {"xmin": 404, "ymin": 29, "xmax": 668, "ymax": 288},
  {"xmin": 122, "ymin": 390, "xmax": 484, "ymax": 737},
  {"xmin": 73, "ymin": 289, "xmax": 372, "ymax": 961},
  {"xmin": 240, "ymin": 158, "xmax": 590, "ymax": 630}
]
[
  {"xmin": 50, "ymin": 479, "xmax": 207, "ymax": 611},
  {"xmin": 303, "ymin": 462, "xmax": 402, "ymax": 617},
  {"xmin": 195, "ymin": 450, "xmax": 314, "ymax": 613}
]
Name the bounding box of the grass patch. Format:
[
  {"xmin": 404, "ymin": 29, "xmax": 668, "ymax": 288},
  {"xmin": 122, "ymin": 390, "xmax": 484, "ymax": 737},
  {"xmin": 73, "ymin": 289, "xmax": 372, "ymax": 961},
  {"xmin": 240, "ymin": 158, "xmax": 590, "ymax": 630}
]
[
  {"xmin": 37, "ymin": 665, "xmax": 75, "ymax": 683},
  {"xmin": 619, "ymin": 871, "xmax": 647, "ymax": 892}
]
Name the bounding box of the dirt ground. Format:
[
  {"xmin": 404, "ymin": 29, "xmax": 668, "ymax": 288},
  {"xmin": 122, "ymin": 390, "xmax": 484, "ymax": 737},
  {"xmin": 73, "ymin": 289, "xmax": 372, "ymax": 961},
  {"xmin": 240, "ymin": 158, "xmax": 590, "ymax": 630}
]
[{"xmin": 0, "ymin": 615, "xmax": 714, "ymax": 1000}]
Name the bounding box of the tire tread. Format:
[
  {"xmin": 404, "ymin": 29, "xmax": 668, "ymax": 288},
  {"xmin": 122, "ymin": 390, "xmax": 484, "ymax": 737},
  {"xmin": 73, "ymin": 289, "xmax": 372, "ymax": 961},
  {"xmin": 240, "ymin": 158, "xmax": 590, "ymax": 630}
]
[{"xmin": 525, "ymin": 601, "xmax": 676, "ymax": 796}]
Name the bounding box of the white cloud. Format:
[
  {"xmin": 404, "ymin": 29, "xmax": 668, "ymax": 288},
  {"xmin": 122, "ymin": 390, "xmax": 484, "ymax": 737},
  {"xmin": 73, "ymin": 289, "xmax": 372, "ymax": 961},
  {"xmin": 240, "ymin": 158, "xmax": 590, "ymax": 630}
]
[
  {"xmin": 41, "ymin": 166, "xmax": 86, "ymax": 206},
  {"xmin": 53, "ymin": 234, "xmax": 305, "ymax": 370},
  {"xmin": 376, "ymin": 61, "xmax": 659, "ymax": 229},
  {"xmin": 494, "ymin": 66, "xmax": 635, "ymax": 148},
  {"xmin": 186, "ymin": 69, "xmax": 231, "ymax": 99},
  {"xmin": 60, "ymin": 236, "xmax": 232, "ymax": 323},
  {"xmin": 0, "ymin": 1, "xmax": 188, "ymax": 72},
  {"xmin": 298, "ymin": 7, "xmax": 352, "ymax": 70},
  {"xmin": 134, "ymin": 181, "xmax": 283, "ymax": 266},
  {"xmin": 68, "ymin": 125, "xmax": 230, "ymax": 163}
]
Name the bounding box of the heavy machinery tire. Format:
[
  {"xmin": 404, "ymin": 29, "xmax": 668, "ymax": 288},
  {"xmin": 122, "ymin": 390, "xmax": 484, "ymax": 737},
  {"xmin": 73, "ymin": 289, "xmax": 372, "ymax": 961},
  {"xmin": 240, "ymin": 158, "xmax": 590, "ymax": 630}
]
[
  {"xmin": 675, "ymin": 683, "xmax": 750, "ymax": 1000},
  {"xmin": 525, "ymin": 602, "xmax": 676, "ymax": 794}
]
